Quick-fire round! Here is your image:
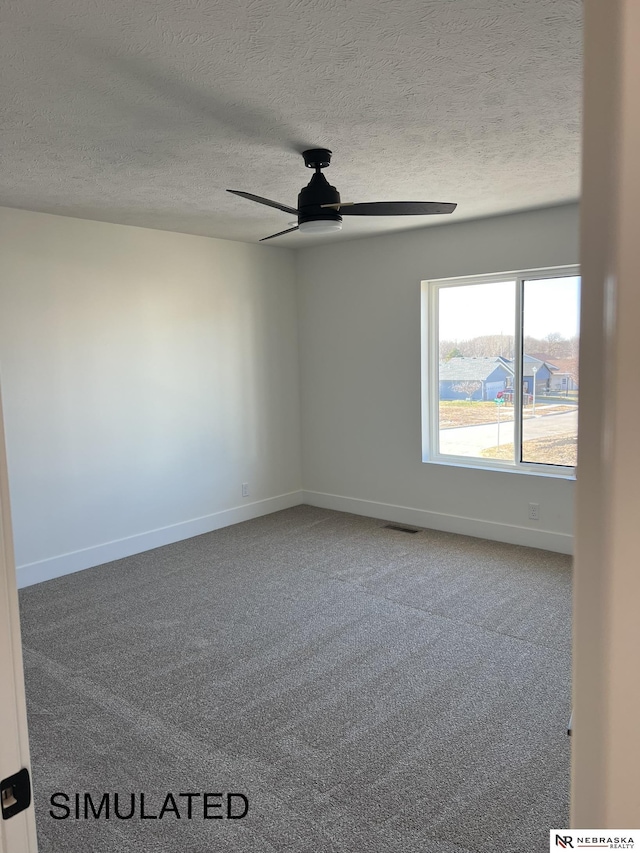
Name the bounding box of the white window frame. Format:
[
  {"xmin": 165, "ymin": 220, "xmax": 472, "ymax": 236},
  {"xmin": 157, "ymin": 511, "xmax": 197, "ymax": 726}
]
[{"xmin": 421, "ymin": 265, "xmax": 579, "ymax": 479}]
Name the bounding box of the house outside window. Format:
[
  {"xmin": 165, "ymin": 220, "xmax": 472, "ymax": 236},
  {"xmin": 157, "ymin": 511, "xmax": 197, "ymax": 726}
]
[{"xmin": 421, "ymin": 267, "xmax": 580, "ymax": 476}]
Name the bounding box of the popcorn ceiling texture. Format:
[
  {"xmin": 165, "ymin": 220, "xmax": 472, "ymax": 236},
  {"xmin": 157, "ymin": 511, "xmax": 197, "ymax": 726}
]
[{"xmin": 1, "ymin": 0, "xmax": 581, "ymax": 246}]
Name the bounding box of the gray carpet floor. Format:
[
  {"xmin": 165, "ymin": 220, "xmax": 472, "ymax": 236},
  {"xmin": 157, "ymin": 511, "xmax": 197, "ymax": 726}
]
[{"xmin": 19, "ymin": 505, "xmax": 572, "ymax": 853}]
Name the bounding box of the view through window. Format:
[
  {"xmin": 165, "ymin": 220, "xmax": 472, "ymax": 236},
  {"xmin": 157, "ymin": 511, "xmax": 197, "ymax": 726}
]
[{"xmin": 426, "ymin": 269, "xmax": 580, "ymax": 473}]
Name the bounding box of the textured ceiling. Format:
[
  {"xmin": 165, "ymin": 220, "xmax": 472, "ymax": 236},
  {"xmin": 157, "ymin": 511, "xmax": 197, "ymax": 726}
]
[{"xmin": 1, "ymin": 0, "xmax": 582, "ymax": 247}]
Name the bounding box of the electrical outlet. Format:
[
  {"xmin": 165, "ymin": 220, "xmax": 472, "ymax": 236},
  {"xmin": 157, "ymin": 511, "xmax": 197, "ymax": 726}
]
[
  {"xmin": 242, "ymin": 483, "xmax": 249, "ymax": 498},
  {"xmin": 528, "ymin": 502, "xmax": 539, "ymax": 521}
]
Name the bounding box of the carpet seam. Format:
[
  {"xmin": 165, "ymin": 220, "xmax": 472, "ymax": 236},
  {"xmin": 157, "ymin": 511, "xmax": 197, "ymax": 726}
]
[{"xmin": 306, "ymin": 566, "xmax": 569, "ymax": 655}]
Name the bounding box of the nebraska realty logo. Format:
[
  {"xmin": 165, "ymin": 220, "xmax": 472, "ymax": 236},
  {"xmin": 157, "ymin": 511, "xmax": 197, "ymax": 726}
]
[{"xmin": 551, "ymin": 830, "xmax": 637, "ymax": 850}]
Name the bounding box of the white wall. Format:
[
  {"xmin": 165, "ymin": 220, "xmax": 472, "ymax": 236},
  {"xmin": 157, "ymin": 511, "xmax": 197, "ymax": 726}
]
[
  {"xmin": 0, "ymin": 202, "xmax": 579, "ymax": 589},
  {"xmin": 296, "ymin": 203, "xmax": 579, "ymax": 552},
  {"xmin": 0, "ymin": 207, "xmax": 302, "ymax": 586}
]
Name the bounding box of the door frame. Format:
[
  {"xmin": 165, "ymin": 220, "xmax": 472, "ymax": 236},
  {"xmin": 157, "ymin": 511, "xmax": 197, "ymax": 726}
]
[{"xmin": 0, "ymin": 383, "xmax": 38, "ymax": 853}]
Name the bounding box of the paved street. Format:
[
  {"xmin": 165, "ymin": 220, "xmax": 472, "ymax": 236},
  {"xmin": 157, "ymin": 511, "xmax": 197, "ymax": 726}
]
[{"xmin": 440, "ymin": 409, "xmax": 578, "ymax": 457}]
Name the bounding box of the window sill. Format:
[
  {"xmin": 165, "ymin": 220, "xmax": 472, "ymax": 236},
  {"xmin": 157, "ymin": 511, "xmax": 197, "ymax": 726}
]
[{"xmin": 422, "ymin": 456, "xmax": 577, "ymax": 480}]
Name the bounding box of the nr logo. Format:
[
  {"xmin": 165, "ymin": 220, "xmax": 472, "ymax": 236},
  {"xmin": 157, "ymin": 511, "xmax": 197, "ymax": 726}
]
[{"xmin": 555, "ymin": 836, "xmax": 574, "ymax": 849}]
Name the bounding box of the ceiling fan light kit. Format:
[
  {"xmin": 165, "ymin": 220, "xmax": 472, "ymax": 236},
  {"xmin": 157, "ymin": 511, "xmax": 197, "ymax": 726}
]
[
  {"xmin": 298, "ymin": 220, "xmax": 342, "ymax": 234},
  {"xmin": 227, "ymin": 148, "xmax": 456, "ymax": 241}
]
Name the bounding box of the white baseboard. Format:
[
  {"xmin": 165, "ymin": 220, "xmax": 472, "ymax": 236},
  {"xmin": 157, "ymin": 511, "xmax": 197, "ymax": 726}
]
[
  {"xmin": 16, "ymin": 490, "xmax": 304, "ymax": 588},
  {"xmin": 17, "ymin": 487, "xmax": 571, "ymax": 589},
  {"xmin": 302, "ymin": 490, "xmax": 573, "ymax": 555}
]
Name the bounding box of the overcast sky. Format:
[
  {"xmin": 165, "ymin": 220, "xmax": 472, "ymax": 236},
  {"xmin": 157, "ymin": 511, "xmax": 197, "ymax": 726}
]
[{"xmin": 438, "ymin": 276, "xmax": 580, "ymax": 342}]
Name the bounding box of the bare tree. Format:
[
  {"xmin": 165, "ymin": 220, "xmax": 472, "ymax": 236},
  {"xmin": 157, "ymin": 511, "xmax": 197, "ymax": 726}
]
[
  {"xmin": 440, "ymin": 340, "xmax": 461, "ymax": 359},
  {"xmin": 442, "ymin": 335, "xmax": 514, "ymax": 358},
  {"xmin": 545, "ymin": 332, "xmax": 566, "ymax": 358},
  {"xmin": 524, "ymin": 333, "xmax": 575, "ymax": 361},
  {"xmin": 452, "ymin": 381, "xmax": 482, "ymax": 401}
]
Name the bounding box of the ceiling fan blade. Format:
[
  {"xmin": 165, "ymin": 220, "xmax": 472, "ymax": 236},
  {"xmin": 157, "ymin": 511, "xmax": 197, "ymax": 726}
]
[
  {"xmin": 259, "ymin": 226, "xmax": 300, "ymax": 242},
  {"xmin": 227, "ymin": 190, "xmax": 299, "ymax": 216},
  {"xmin": 339, "ymin": 201, "xmax": 457, "ymax": 216}
]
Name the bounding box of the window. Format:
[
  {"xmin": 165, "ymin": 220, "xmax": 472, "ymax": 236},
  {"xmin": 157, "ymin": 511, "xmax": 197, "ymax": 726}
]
[{"xmin": 422, "ymin": 267, "xmax": 580, "ymax": 476}]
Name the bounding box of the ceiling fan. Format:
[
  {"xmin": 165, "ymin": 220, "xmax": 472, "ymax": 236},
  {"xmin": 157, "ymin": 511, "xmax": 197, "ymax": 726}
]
[{"xmin": 227, "ymin": 148, "xmax": 457, "ymax": 241}]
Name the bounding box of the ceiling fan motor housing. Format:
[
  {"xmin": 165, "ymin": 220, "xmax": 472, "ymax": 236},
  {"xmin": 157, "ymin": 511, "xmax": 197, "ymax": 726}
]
[{"xmin": 297, "ymin": 172, "xmax": 342, "ymax": 226}]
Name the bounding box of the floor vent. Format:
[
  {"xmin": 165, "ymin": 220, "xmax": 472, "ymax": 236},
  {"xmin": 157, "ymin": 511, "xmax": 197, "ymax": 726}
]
[{"xmin": 383, "ymin": 524, "xmax": 420, "ymax": 534}]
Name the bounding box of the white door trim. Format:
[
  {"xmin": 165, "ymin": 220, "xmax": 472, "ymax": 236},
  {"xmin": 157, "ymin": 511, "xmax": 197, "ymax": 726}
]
[
  {"xmin": 0, "ymin": 384, "xmax": 38, "ymax": 852},
  {"xmin": 573, "ymin": 0, "xmax": 640, "ymax": 825}
]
